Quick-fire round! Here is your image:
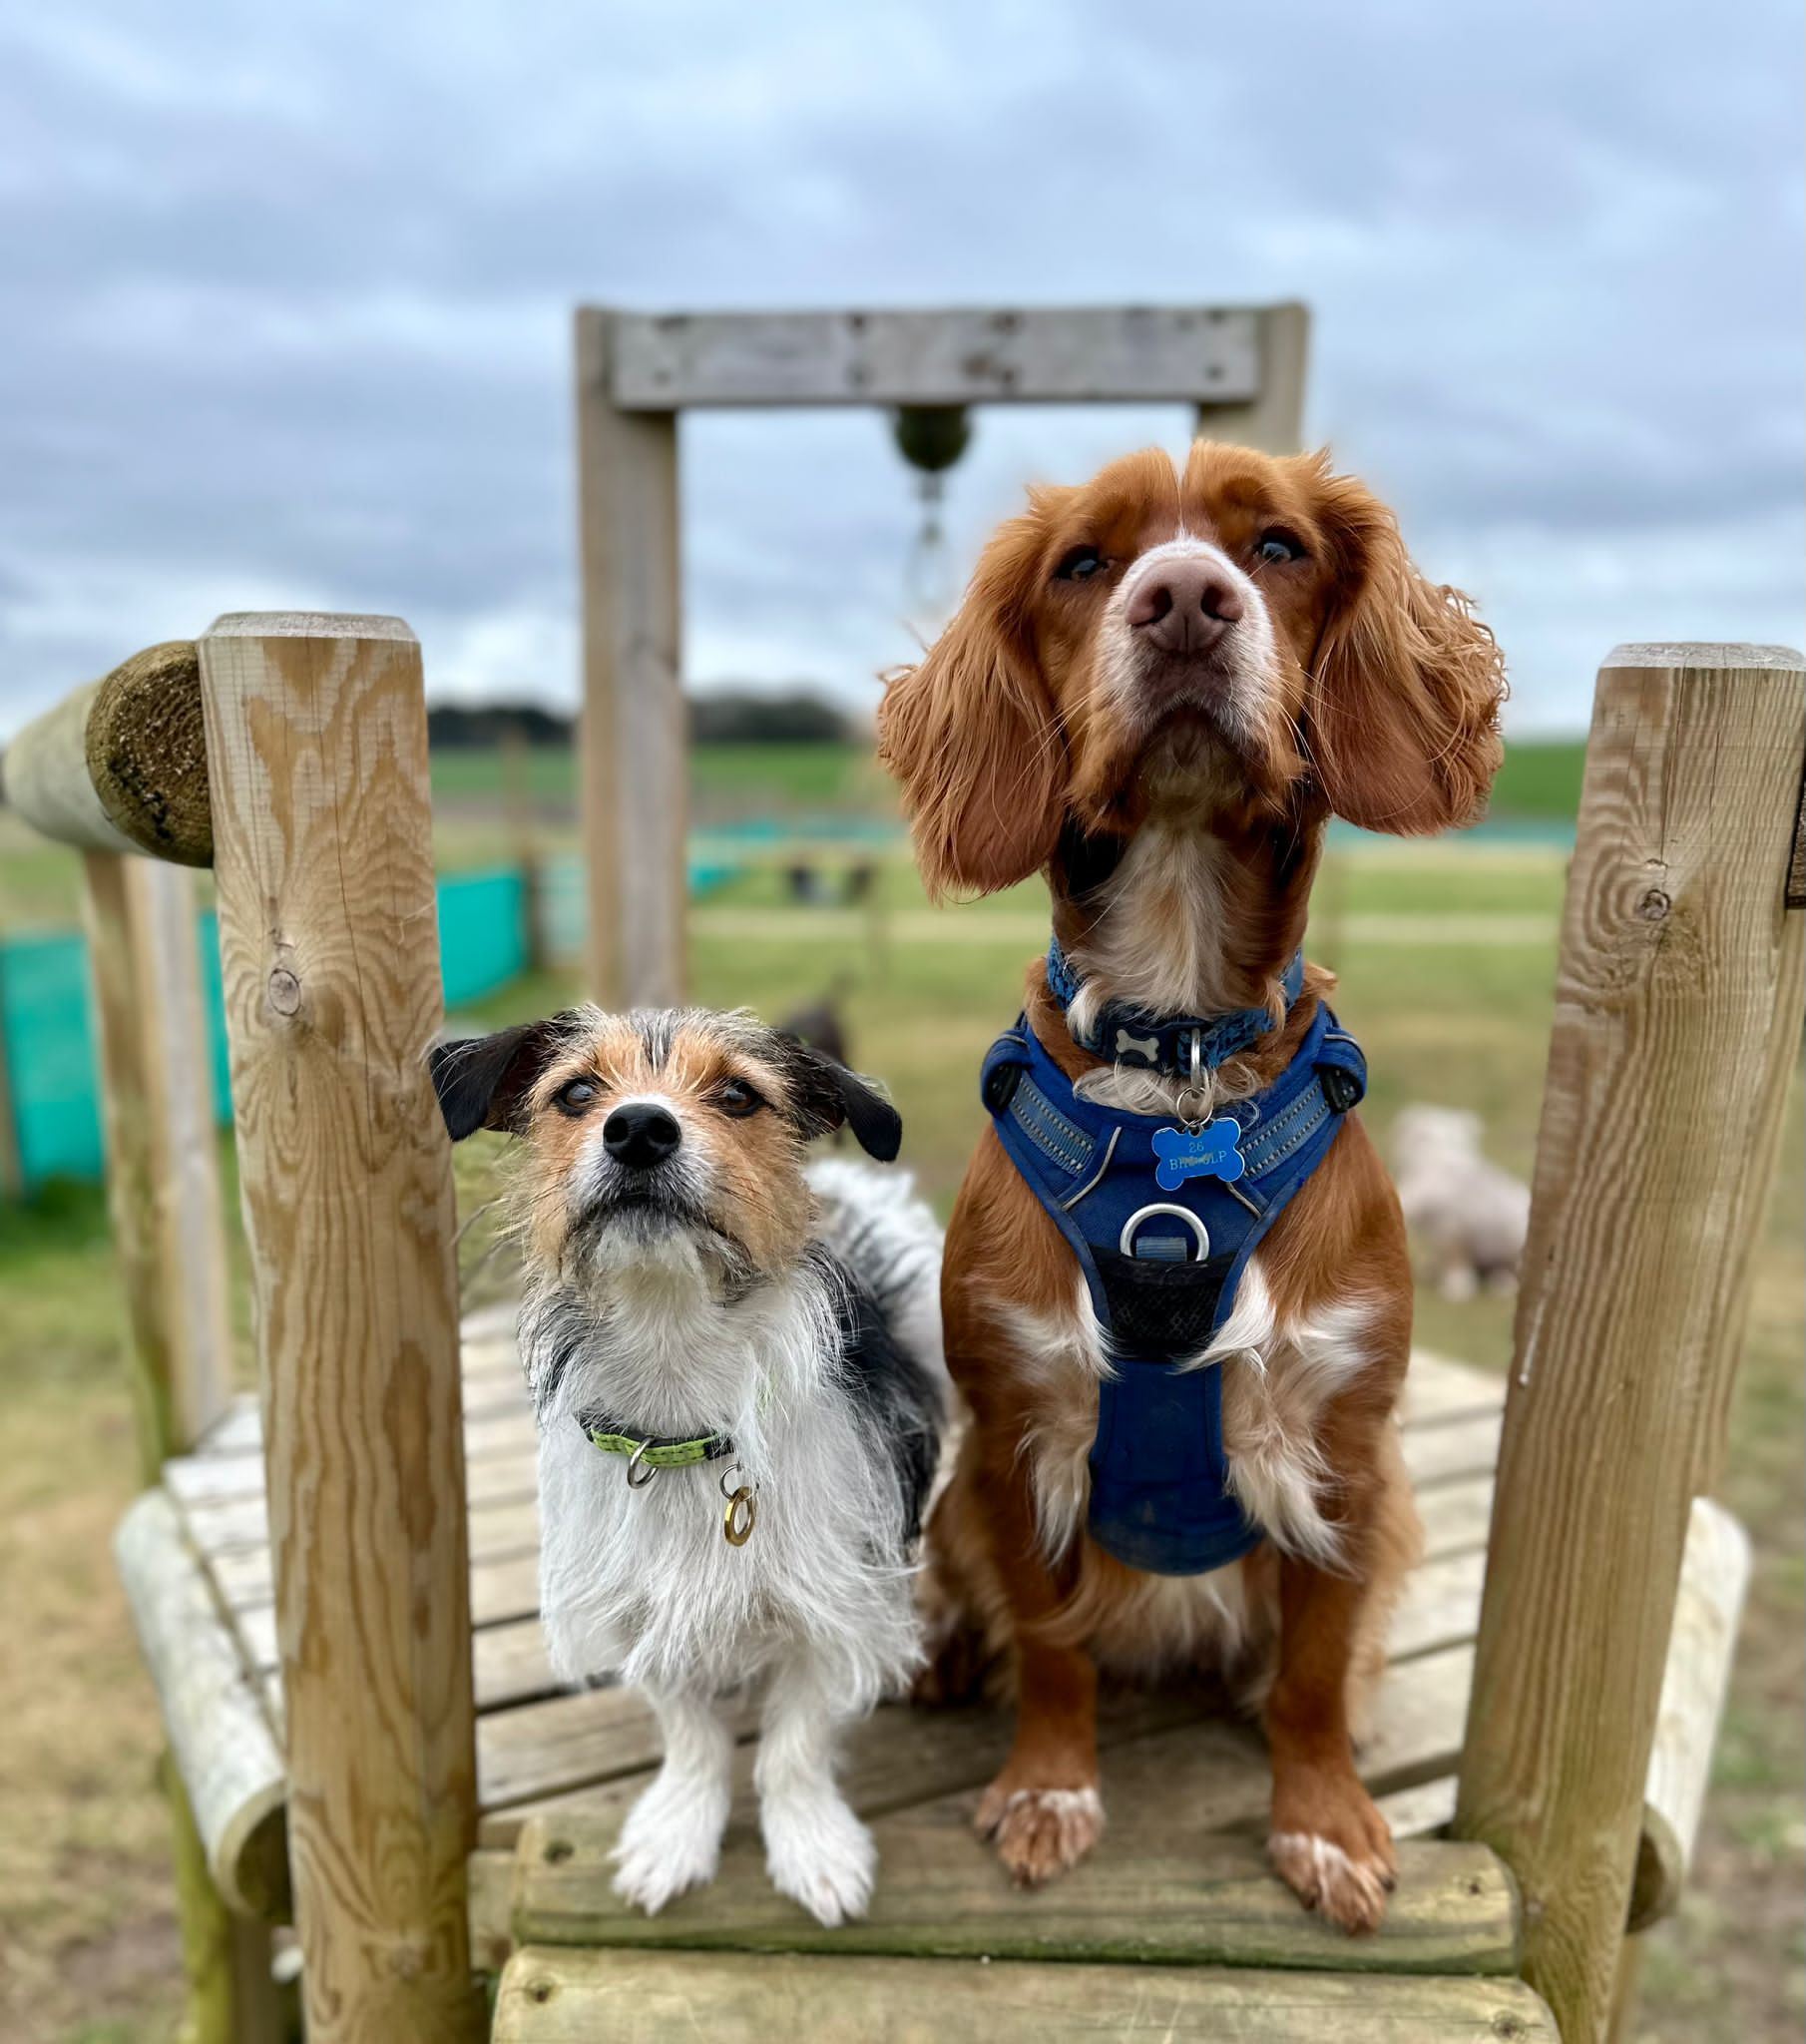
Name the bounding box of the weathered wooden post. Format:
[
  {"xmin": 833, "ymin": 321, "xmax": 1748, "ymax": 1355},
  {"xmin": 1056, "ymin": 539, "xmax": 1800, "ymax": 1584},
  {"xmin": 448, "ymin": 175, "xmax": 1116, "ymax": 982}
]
[
  {"xmin": 575, "ymin": 308, "xmax": 684, "ymax": 1010},
  {"xmin": 197, "ymin": 613, "xmax": 482, "ymax": 2044},
  {"xmin": 81, "ymin": 852, "xmax": 233, "ymax": 1470},
  {"xmin": 1455, "ymin": 642, "xmax": 1806, "ymax": 2044}
]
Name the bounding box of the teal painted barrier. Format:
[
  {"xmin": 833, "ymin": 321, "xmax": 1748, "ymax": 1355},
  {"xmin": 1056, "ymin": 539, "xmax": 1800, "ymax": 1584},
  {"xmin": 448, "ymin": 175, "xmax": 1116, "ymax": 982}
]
[{"xmin": 1, "ymin": 867, "xmax": 530, "ymax": 1197}]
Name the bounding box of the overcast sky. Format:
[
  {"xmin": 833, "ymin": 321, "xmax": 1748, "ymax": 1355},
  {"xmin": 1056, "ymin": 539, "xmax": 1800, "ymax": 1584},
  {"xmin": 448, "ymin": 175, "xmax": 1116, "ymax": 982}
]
[{"xmin": 2, "ymin": 1, "xmax": 1800, "ymax": 737}]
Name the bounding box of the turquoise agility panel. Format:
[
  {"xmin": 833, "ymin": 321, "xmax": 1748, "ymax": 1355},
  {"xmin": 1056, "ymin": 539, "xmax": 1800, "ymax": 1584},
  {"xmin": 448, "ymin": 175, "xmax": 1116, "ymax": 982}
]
[
  {"xmin": 0, "ymin": 932, "xmax": 105, "ymax": 1188},
  {"xmin": 3, "ymin": 868, "xmax": 534, "ymax": 1196},
  {"xmin": 438, "ymin": 868, "xmax": 528, "ymax": 1011}
]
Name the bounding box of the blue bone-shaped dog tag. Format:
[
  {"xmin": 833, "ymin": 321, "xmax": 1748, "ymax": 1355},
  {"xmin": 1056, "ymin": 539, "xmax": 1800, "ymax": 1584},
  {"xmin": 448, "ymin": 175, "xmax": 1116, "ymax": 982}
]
[{"xmin": 1152, "ymin": 1118, "xmax": 1247, "ymax": 1190}]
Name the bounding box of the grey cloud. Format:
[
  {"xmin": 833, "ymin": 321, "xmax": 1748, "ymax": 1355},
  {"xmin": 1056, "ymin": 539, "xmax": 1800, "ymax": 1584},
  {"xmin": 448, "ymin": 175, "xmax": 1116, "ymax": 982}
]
[{"xmin": 0, "ymin": 0, "xmax": 1799, "ymax": 730}]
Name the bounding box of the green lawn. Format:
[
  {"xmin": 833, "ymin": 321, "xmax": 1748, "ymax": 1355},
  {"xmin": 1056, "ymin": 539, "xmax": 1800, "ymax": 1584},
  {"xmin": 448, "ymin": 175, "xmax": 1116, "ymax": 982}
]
[
  {"xmin": 429, "ymin": 740, "xmax": 890, "ymax": 821},
  {"xmin": 427, "ymin": 734, "xmax": 1587, "ymax": 829},
  {"xmin": 1487, "ymin": 737, "xmax": 1586, "ymax": 821}
]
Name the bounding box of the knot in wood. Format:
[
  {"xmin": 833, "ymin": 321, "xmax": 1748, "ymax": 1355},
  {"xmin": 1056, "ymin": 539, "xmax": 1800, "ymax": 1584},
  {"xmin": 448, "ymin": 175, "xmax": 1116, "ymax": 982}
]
[
  {"xmin": 543, "ymin": 1836, "xmax": 574, "ymax": 1864},
  {"xmin": 527, "ymin": 1977, "xmax": 556, "ymax": 2004},
  {"xmin": 267, "ymin": 967, "xmax": 302, "ymax": 1015},
  {"xmin": 1636, "ymin": 888, "xmax": 1672, "ymax": 922}
]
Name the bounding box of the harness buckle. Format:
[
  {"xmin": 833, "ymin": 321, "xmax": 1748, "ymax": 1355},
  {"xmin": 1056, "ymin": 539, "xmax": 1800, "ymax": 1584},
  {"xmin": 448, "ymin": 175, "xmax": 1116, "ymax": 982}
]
[{"xmin": 1320, "ymin": 1064, "xmax": 1365, "ymax": 1114}]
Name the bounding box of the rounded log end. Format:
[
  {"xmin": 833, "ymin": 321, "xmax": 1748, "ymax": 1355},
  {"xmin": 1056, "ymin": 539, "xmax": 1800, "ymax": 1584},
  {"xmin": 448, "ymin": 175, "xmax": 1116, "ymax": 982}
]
[
  {"xmin": 215, "ymin": 1781, "xmax": 292, "ymax": 1922},
  {"xmin": 85, "ymin": 641, "xmax": 214, "ymax": 866},
  {"xmin": 1627, "ymin": 1804, "xmax": 1683, "ymax": 1934}
]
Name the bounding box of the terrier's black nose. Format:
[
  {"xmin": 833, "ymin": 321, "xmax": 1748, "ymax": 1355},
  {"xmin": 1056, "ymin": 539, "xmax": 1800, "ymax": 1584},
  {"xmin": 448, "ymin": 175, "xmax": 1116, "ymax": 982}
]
[{"xmin": 603, "ymin": 1102, "xmax": 682, "ymax": 1169}]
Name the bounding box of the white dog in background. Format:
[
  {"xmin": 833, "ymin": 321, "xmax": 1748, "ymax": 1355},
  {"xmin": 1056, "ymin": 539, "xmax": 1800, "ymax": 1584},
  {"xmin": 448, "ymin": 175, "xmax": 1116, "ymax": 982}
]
[{"xmin": 1390, "ymin": 1106, "xmax": 1531, "ymax": 1299}]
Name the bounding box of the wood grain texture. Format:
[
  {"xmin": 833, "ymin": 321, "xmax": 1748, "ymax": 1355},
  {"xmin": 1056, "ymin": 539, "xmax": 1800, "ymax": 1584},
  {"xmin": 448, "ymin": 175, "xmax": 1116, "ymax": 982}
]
[
  {"xmin": 197, "ymin": 613, "xmax": 482, "ymax": 2044},
  {"xmin": 1455, "ymin": 643, "xmax": 1806, "ymax": 2044},
  {"xmin": 512, "ymin": 1819, "xmax": 1519, "ymax": 1974},
  {"xmin": 492, "ymin": 1948, "xmax": 1561, "ymax": 2042},
  {"xmin": 81, "ymin": 852, "xmax": 232, "ymax": 1469},
  {"xmin": 575, "ymin": 309, "xmax": 684, "ymax": 1007},
  {"xmin": 603, "ymin": 304, "xmax": 1266, "ymax": 408}
]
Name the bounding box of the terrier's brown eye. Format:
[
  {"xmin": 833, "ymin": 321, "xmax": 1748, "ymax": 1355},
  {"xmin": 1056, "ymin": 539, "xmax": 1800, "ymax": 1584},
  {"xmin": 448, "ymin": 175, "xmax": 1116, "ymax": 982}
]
[
  {"xmin": 554, "ymin": 1077, "xmax": 598, "ymax": 1117},
  {"xmin": 716, "ymin": 1078, "xmax": 763, "ymax": 1118}
]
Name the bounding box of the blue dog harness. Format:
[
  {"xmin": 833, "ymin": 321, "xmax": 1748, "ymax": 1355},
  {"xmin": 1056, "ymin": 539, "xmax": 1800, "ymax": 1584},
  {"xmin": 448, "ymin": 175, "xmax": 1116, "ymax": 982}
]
[{"xmin": 980, "ymin": 966, "xmax": 1366, "ymax": 1576}]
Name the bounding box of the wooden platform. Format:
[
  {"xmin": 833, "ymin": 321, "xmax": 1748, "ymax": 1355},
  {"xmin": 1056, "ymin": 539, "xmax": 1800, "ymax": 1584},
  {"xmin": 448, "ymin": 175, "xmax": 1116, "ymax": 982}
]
[
  {"xmin": 144, "ymin": 1312, "xmax": 1506, "ymax": 1880},
  {"xmin": 118, "ymin": 1310, "xmax": 1747, "ymax": 2036}
]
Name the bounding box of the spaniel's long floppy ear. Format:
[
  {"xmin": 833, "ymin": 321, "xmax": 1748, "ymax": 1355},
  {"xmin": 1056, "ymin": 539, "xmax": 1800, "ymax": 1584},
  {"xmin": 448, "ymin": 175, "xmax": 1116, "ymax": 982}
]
[
  {"xmin": 1305, "ymin": 465, "xmax": 1506, "ymax": 835},
  {"xmin": 774, "ymin": 1035, "xmax": 903, "ymax": 1162},
  {"xmin": 876, "ymin": 516, "xmax": 1065, "ymax": 898},
  {"xmin": 429, "ymin": 1016, "xmax": 572, "ymax": 1141}
]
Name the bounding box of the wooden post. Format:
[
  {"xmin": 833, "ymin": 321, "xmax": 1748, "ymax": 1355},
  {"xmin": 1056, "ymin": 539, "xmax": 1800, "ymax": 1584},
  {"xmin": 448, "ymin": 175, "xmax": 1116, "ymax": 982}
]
[
  {"xmin": 1195, "ymin": 300, "xmax": 1309, "ymax": 452},
  {"xmin": 575, "ymin": 309, "xmax": 685, "ymax": 1007},
  {"xmin": 81, "ymin": 852, "xmax": 233, "ymax": 1474},
  {"xmin": 1454, "ymin": 642, "xmax": 1806, "ymax": 2044},
  {"xmin": 197, "ymin": 613, "xmax": 482, "ymax": 2044}
]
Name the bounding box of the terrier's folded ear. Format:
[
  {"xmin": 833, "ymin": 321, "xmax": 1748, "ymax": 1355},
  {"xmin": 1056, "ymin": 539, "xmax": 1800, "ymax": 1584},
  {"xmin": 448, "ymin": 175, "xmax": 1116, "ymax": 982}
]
[
  {"xmin": 776, "ymin": 1036, "xmax": 903, "ymax": 1163},
  {"xmin": 429, "ymin": 1016, "xmax": 574, "ymax": 1140}
]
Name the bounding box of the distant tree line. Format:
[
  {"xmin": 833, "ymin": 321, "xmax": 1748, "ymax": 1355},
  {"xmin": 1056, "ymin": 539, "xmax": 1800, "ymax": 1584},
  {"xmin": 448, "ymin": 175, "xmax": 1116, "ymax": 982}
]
[{"xmin": 427, "ymin": 690, "xmax": 855, "ymax": 749}]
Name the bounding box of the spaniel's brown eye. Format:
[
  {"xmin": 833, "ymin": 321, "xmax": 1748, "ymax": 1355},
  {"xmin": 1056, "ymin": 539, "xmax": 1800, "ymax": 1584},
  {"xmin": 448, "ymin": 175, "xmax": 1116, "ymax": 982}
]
[
  {"xmin": 1054, "ymin": 544, "xmax": 1107, "ymax": 582},
  {"xmin": 1255, "ymin": 530, "xmax": 1304, "ymax": 565},
  {"xmin": 716, "ymin": 1078, "xmax": 763, "ymax": 1118},
  {"xmin": 554, "ymin": 1077, "xmax": 598, "ymax": 1117}
]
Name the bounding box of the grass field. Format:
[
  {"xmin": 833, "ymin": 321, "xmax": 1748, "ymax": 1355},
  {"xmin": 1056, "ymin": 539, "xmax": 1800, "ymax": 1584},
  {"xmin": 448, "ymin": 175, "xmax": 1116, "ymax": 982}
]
[
  {"xmin": 429, "ymin": 735, "xmax": 1587, "ymax": 828},
  {"xmin": 0, "ymin": 784, "xmax": 1799, "ymax": 2040},
  {"xmin": 428, "ymin": 740, "xmax": 892, "ymax": 824}
]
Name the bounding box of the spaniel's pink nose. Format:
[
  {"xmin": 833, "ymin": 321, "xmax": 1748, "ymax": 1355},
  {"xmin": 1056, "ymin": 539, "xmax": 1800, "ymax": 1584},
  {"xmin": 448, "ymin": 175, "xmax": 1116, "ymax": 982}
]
[{"xmin": 1127, "ymin": 558, "xmax": 1243, "ymax": 655}]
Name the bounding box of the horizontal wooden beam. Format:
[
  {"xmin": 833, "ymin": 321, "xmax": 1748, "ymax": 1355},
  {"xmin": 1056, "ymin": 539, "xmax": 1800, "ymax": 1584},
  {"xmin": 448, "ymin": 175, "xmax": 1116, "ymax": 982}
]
[
  {"xmin": 2, "ymin": 642, "xmax": 212, "ymax": 863},
  {"xmin": 600, "ymin": 304, "xmax": 1276, "ymax": 409},
  {"xmin": 510, "ymin": 1823, "xmax": 1520, "ymax": 1975},
  {"xmin": 493, "ymin": 1948, "xmax": 1561, "ymax": 2042},
  {"xmin": 114, "ymin": 1490, "xmax": 289, "ymax": 1918}
]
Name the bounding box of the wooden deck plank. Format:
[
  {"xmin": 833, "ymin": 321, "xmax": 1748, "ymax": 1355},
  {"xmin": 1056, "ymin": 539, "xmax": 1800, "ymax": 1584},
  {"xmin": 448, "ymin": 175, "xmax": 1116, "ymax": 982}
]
[
  {"xmin": 492, "ymin": 1948, "xmax": 1560, "ymax": 2041},
  {"xmin": 187, "ymin": 1314, "xmax": 1500, "ymax": 1861},
  {"xmin": 1396, "ymin": 1351, "xmax": 1506, "ymax": 1427},
  {"xmin": 477, "ymin": 1639, "xmax": 1474, "ymax": 1853},
  {"xmin": 166, "ymin": 1439, "xmax": 537, "ymax": 1509},
  {"xmin": 183, "ymin": 1489, "xmax": 541, "ymax": 1563},
  {"xmin": 512, "ymin": 1823, "xmax": 1520, "ymax": 1976},
  {"xmin": 1401, "ymin": 1411, "xmax": 1502, "ymax": 1490},
  {"xmin": 211, "ymin": 1542, "xmax": 540, "ymax": 1622}
]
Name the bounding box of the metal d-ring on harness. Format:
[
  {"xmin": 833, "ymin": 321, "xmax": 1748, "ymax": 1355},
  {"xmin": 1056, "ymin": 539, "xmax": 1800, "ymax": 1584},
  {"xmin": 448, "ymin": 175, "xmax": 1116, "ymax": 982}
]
[
  {"xmin": 578, "ymin": 1415, "xmax": 758, "ymax": 1545},
  {"xmin": 979, "ymin": 946, "xmax": 1369, "ymax": 1577}
]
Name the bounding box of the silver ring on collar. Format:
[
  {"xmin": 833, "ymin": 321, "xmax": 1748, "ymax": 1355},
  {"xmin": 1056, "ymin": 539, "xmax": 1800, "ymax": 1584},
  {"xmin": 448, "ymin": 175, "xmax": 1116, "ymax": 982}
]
[{"xmin": 1119, "ymin": 1204, "xmax": 1211, "ymax": 1262}]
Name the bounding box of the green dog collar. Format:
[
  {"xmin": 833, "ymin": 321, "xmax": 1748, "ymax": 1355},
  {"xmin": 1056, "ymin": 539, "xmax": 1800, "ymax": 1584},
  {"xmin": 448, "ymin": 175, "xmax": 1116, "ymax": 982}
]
[{"xmin": 576, "ymin": 1412, "xmax": 734, "ymax": 1472}]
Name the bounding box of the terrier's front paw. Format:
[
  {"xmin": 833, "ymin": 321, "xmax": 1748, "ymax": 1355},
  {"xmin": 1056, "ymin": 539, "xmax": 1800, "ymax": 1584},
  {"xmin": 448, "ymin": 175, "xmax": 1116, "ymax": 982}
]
[
  {"xmin": 611, "ymin": 1775, "xmax": 727, "ymax": 1915},
  {"xmin": 975, "ymin": 1777, "xmax": 1105, "ymax": 1887},
  {"xmin": 1268, "ymin": 1780, "xmax": 1398, "ymax": 1934},
  {"xmin": 763, "ymin": 1792, "xmax": 876, "ymax": 1926}
]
